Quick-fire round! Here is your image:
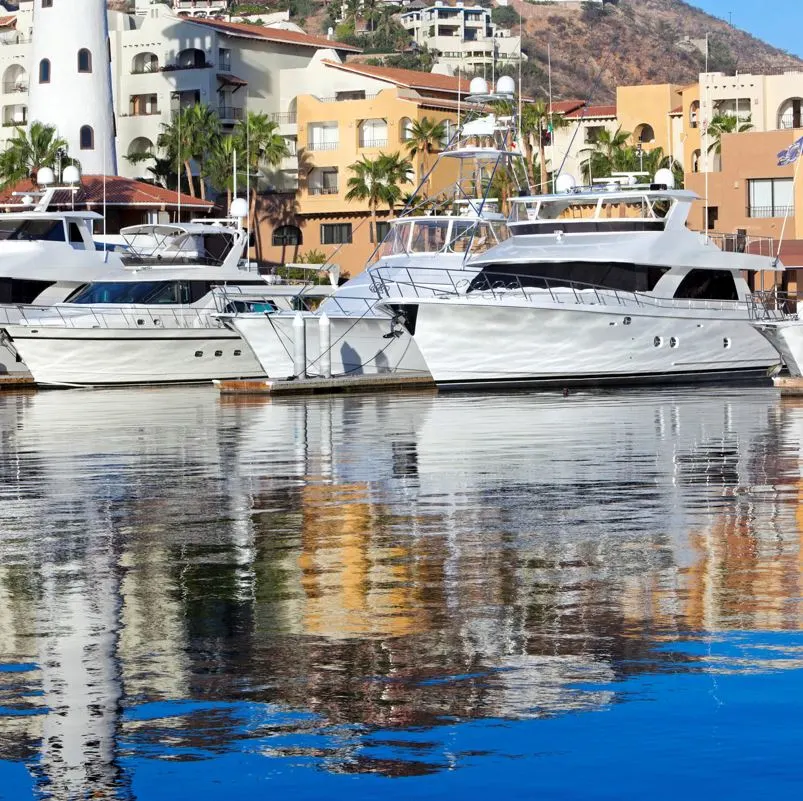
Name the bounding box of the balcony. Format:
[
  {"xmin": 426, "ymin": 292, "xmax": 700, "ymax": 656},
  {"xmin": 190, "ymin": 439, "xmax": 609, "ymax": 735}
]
[
  {"xmin": 269, "ymin": 112, "xmax": 297, "ymax": 124},
  {"xmin": 360, "ymin": 138, "xmax": 388, "ymax": 149},
  {"xmin": 2, "ymin": 106, "xmax": 26, "ymax": 127},
  {"xmin": 2, "ymin": 81, "xmax": 26, "ymax": 94},
  {"xmin": 218, "ymin": 105, "xmax": 244, "ymax": 122},
  {"xmin": 308, "ymin": 141, "xmax": 339, "ymax": 151},
  {"xmin": 162, "ymin": 62, "xmax": 214, "ymax": 72},
  {"xmin": 309, "ymin": 186, "xmax": 339, "ymax": 195},
  {"xmin": 0, "ymin": 34, "xmax": 31, "ymax": 46},
  {"xmin": 748, "ymin": 205, "xmax": 795, "ymax": 219}
]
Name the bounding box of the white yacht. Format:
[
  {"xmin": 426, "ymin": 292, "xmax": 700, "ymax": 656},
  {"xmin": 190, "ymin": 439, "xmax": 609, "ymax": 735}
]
[
  {"xmin": 218, "ymin": 77, "xmax": 526, "ymax": 379},
  {"xmin": 1, "ymin": 220, "xmax": 332, "ymax": 386},
  {"xmin": 375, "ymin": 173, "xmax": 783, "ymax": 388},
  {"xmin": 750, "ymin": 294, "xmax": 803, "ymax": 376}
]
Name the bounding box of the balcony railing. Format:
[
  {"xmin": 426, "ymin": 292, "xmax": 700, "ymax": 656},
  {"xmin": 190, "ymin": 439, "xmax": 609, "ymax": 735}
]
[
  {"xmin": 2, "ymin": 81, "xmax": 27, "ymax": 94},
  {"xmin": 218, "ymin": 106, "xmax": 244, "ymax": 121},
  {"xmin": 314, "ymin": 92, "xmax": 380, "ymax": 103},
  {"xmin": 0, "ymin": 34, "xmax": 31, "ymax": 46},
  {"xmin": 308, "ymin": 141, "xmax": 339, "ymax": 151},
  {"xmin": 269, "ymin": 112, "xmax": 297, "ymax": 124},
  {"xmin": 125, "ymin": 109, "xmax": 161, "ymax": 117},
  {"xmin": 2, "ymin": 115, "xmax": 26, "ymax": 127},
  {"xmin": 308, "ymin": 186, "xmax": 339, "ymax": 195},
  {"xmin": 359, "ymin": 138, "xmax": 388, "ymax": 148},
  {"xmin": 161, "ymin": 62, "xmax": 214, "ymax": 72},
  {"xmin": 748, "ymin": 205, "xmax": 795, "ymax": 219}
]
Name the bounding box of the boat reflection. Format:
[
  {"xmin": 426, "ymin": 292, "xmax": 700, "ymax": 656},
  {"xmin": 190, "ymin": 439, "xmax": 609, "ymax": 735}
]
[{"xmin": 0, "ymin": 387, "xmax": 803, "ymax": 795}]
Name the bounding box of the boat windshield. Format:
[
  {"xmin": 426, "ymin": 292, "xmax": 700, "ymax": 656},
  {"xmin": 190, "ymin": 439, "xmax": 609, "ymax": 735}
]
[
  {"xmin": 509, "ymin": 195, "xmax": 670, "ymax": 223},
  {"xmin": 0, "ymin": 219, "xmax": 66, "ymax": 242},
  {"xmin": 376, "ymin": 218, "xmax": 508, "ymax": 258},
  {"xmin": 69, "ymin": 281, "xmax": 187, "ymax": 305}
]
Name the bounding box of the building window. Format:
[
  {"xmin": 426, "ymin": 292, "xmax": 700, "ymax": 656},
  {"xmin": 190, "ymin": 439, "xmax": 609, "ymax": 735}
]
[
  {"xmin": 42, "ymin": 0, "xmax": 53, "ymax": 6},
  {"xmin": 131, "ymin": 52, "xmax": 159, "ymax": 74},
  {"xmin": 374, "ymin": 221, "xmax": 391, "ymax": 243},
  {"xmin": 79, "ymin": 125, "xmax": 94, "ymax": 150},
  {"xmin": 584, "ymin": 126, "xmax": 605, "ymax": 145},
  {"xmin": 748, "ymin": 178, "xmax": 794, "ymax": 218},
  {"xmin": 400, "ymin": 117, "xmax": 414, "ymax": 142},
  {"xmin": 359, "ymin": 118, "xmax": 388, "ymax": 149},
  {"xmin": 307, "ymin": 122, "xmax": 338, "ymax": 151},
  {"xmin": 778, "ymin": 98, "xmax": 803, "ymax": 130},
  {"xmin": 634, "ymin": 123, "xmax": 655, "ymax": 144},
  {"xmin": 77, "ymin": 48, "xmax": 92, "ymax": 74},
  {"xmin": 689, "ymin": 101, "xmax": 700, "ymax": 129},
  {"xmin": 38, "ymin": 59, "xmax": 50, "ymax": 84},
  {"xmin": 321, "ymin": 223, "xmax": 352, "ymax": 245},
  {"xmin": 691, "ymin": 149, "xmax": 701, "ymax": 173},
  {"xmin": 272, "ymin": 225, "xmax": 302, "ymax": 246}
]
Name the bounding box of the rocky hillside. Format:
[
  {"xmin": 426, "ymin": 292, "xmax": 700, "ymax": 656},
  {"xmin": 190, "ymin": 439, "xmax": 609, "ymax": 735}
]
[{"xmin": 514, "ymin": 0, "xmax": 803, "ymax": 102}]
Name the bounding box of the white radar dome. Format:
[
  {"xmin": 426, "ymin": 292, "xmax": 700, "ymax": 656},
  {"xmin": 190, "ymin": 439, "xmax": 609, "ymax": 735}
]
[
  {"xmin": 653, "ymin": 168, "xmax": 675, "ymax": 189},
  {"xmin": 37, "ymin": 167, "xmax": 55, "ymax": 186},
  {"xmin": 469, "ymin": 77, "xmax": 489, "ymax": 96},
  {"xmin": 230, "ymin": 197, "xmax": 249, "ymax": 219},
  {"xmin": 554, "ymin": 173, "xmax": 577, "ymax": 194},
  {"xmin": 496, "ymin": 75, "xmax": 515, "ymax": 96},
  {"xmin": 62, "ymin": 165, "xmax": 80, "ymax": 184}
]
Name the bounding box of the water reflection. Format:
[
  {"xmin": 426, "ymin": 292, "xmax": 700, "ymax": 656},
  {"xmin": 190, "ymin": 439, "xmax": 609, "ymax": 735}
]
[{"xmin": 1, "ymin": 387, "xmax": 803, "ymax": 796}]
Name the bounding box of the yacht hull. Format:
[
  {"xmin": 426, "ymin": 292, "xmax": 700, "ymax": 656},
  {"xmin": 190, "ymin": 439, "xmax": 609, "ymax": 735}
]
[
  {"xmin": 399, "ymin": 298, "xmax": 781, "ymax": 388},
  {"xmin": 1, "ymin": 325, "xmax": 265, "ymax": 386},
  {"xmin": 227, "ymin": 314, "xmax": 429, "ymax": 378},
  {"xmin": 752, "ymin": 320, "xmax": 803, "ymax": 377}
]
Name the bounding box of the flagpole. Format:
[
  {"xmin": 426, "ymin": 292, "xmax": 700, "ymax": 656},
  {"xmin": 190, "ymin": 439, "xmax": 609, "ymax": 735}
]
[{"xmin": 775, "ymin": 136, "xmax": 803, "ymax": 269}]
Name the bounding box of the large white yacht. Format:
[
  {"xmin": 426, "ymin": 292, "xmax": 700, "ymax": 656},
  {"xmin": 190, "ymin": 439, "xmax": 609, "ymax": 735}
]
[
  {"xmin": 218, "ymin": 77, "xmax": 526, "ymax": 379},
  {"xmin": 1, "ymin": 220, "xmax": 332, "ymax": 386},
  {"xmin": 374, "ymin": 173, "xmax": 783, "ymax": 388},
  {"xmin": 750, "ymin": 293, "xmax": 803, "ymax": 376}
]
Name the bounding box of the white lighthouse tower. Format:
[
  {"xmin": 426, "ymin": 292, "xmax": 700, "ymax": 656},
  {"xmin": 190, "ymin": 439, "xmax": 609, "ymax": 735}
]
[{"xmin": 27, "ymin": 0, "xmax": 117, "ymax": 175}]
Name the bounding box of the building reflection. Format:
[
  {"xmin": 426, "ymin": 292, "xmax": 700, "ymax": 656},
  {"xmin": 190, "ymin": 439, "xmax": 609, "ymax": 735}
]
[{"xmin": 1, "ymin": 387, "xmax": 803, "ymax": 792}]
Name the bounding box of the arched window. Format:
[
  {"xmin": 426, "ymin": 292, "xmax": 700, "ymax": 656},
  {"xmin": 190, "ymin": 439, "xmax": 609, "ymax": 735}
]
[
  {"xmin": 691, "ymin": 149, "xmax": 701, "ymax": 173},
  {"xmin": 634, "ymin": 123, "xmax": 655, "ymax": 144},
  {"xmin": 3, "ymin": 64, "xmax": 27, "ymax": 93},
  {"xmin": 127, "ymin": 137, "xmax": 154, "ymax": 158},
  {"xmin": 131, "ymin": 52, "xmax": 159, "ymax": 74},
  {"xmin": 176, "ymin": 48, "xmax": 207, "ymax": 69},
  {"xmin": 38, "ymin": 59, "xmax": 50, "ymax": 84},
  {"xmin": 689, "ymin": 101, "xmax": 700, "ymax": 129},
  {"xmin": 79, "ymin": 125, "xmax": 94, "ymax": 150},
  {"xmin": 778, "ymin": 98, "xmax": 803, "ymax": 130},
  {"xmin": 272, "ymin": 225, "xmax": 302, "ymax": 246},
  {"xmin": 399, "ymin": 117, "xmax": 414, "ymax": 142},
  {"xmin": 77, "ymin": 48, "xmax": 92, "ymax": 74}
]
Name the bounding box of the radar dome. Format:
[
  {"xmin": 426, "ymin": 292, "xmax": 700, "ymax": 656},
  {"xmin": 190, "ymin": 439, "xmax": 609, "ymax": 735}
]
[
  {"xmin": 230, "ymin": 197, "xmax": 249, "ymax": 219},
  {"xmin": 653, "ymin": 168, "xmax": 675, "ymax": 189},
  {"xmin": 469, "ymin": 77, "xmax": 489, "ymax": 96},
  {"xmin": 554, "ymin": 173, "xmax": 577, "ymax": 194},
  {"xmin": 62, "ymin": 165, "xmax": 80, "ymax": 184},
  {"xmin": 496, "ymin": 75, "xmax": 515, "ymax": 96},
  {"xmin": 37, "ymin": 167, "xmax": 55, "ymax": 186}
]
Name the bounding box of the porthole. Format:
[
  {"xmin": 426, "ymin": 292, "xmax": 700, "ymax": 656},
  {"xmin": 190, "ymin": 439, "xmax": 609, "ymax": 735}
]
[
  {"xmin": 670, "ymin": 337, "xmax": 678, "ymax": 348},
  {"xmin": 653, "ymin": 336, "xmax": 663, "ymax": 348},
  {"xmin": 623, "ymin": 316, "xmax": 632, "ymax": 325},
  {"xmin": 233, "ymin": 349, "xmax": 242, "ymax": 356},
  {"xmin": 214, "ymin": 350, "xmax": 223, "ymax": 357},
  {"xmin": 723, "ymin": 337, "xmax": 731, "ymax": 349},
  {"xmin": 194, "ymin": 350, "xmax": 203, "ymax": 357},
  {"xmin": 136, "ymin": 318, "xmax": 145, "ymax": 326}
]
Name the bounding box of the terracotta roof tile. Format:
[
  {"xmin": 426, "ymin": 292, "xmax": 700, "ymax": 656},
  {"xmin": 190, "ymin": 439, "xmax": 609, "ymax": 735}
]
[
  {"xmin": 670, "ymin": 105, "xmax": 683, "ymax": 115},
  {"xmin": 564, "ymin": 103, "xmax": 617, "ymax": 119},
  {"xmin": 190, "ymin": 18, "xmax": 361, "ymax": 52},
  {"xmin": 323, "ymin": 60, "xmax": 470, "ymax": 94},
  {"xmin": 0, "ymin": 15, "xmax": 16, "ymax": 28},
  {"xmin": 0, "ymin": 176, "xmax": 212, "ymax": 209},
  {"xmin": 549, "ymin": 99, "xmax": 587, "ymax": 115}
]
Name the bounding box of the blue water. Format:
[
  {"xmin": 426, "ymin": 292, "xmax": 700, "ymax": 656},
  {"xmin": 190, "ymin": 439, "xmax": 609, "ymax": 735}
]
[{"xmin": 1, "ymin": 386, "xmax": 803, "ymax": 799}]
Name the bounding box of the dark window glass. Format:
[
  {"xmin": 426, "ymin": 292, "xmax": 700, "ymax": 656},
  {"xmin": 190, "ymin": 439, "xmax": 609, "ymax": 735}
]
[
  {"xmin": 79, "ymin": 125, "xmax": 94, "ymax": 150},
  {"xmin": 272, "ymin": 225, "xmax": 302, "ymax": 246},
  {"xmin": 68, "ymin": 223, "xmax": 84, "ymax": 244},
  {"xmin": 38, "ymin": 59, "xmax": 50, "ymax": 84},
  {"xmin": 0, "ymin": 278, "xmax": 56, "ymax": 304},
  {"xmin": 374, "ymin": 221, "xmax": 391, "ymax": 243},
  {"xmin": 0, "ymin": 219, "xmax": 65, "ymax": 241},
  {"xmin": 77, "ymin": 48, "xmax": 92, "ymax": 73},
  {"xmin": 321, "ymin": 223, "xmax": 352, "ymax": 245},
  {"xmin": 468, "ymin": 262, "xmax": 670, "ymax": 294},
  {"xmin": 42, "ymin": 0, "xmax": 53, "ymax": 7},
  {"xmin": 673, "ymin": 269, "xmax": 738, "ymax": 301}
]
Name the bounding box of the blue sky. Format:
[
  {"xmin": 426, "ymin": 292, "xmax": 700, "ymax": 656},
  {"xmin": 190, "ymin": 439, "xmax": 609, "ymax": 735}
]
[{"xmin": 689, "ymin": 0, "xmax": 802, "ymax": 58}]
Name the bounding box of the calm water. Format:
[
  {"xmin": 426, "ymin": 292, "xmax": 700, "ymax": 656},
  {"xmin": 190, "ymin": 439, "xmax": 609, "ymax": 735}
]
[{"xmin": 1, "ymin": 385, "xmax": 803, "ymax": 799}]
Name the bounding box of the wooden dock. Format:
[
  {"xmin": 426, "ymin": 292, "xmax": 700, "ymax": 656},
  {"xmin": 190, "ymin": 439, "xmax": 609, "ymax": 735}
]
[
  {"xmin": 215, "ymin": 372, "xmax": 435, "ymax": 396},
  {"xmin": 0, "ymin": 375, "xmax": 35, "ymax": 390},
  {"xmin": 773, "ymin": 376, "xmax": 803, "ymax": 395}
]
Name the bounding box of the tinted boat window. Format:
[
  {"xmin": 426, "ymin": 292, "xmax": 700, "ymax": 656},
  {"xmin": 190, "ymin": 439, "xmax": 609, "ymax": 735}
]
[
  {"xmin": 69, "ymin": 281, "xmax": 181, "ymax": 304},
  {"xmin": 0, "ymin": 278, "xmax": 56, "ymax": 304},
  {"xmin": 673, "ymin": 269, "xmax": 738, "ymax": 301},
  {"xmin": 468, "ymin": 262, "xmax": 670, "ymax": 293},
  {"xmin": 0, "ymin": 219, "xmax": 66, "ymax": 242}
]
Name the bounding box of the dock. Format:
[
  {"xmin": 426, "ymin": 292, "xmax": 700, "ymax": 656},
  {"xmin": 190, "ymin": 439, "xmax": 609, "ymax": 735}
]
[
  {"xmin": 773, "ymin": 376, "xmax": 803, "ymax": 395},
  {"xmin": 0, "ymin": 375, "xmax": 35, "ymax": 390},
  {"xmin": 215, "ymin": 373, "xmax": 435, "ymax": 396}
]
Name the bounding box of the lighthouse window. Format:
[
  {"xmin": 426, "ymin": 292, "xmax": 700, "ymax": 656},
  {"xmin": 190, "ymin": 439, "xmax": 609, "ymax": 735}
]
[
  {"xmin": 42, "ymin": 0, "xmax": 53, "ymax": 7},
  {"xmin": 77, "ymin": 49, "xmax": 92, "ymax": 74},
  {"xmin": 79, "ymin": 125, "xmax": 94, "ymax": 150},
  {"xmin": 38, "ymin": 59, "xmax": 50, "ymax": 84}
]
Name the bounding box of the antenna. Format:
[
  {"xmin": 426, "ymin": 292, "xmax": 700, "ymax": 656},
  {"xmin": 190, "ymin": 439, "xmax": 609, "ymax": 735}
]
[
  {"xmin": 704, "ymin": 32, "xmax": 709, "ymax": 237},
  {"xmin": 102, "ymin": 128, "xmax": 107, "ymax": 262},
  {"xmin": 548, "ymin": 41, "xmax": 554, "ymax": 192}
]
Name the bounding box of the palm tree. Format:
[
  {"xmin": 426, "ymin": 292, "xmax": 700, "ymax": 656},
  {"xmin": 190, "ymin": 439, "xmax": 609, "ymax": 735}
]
[
  {"xmin": 405, "ymin": 117, "xmax": 446, "ymax": 184},
  {"xmin": 580, "ymin": 126, "xmax": 631, "ymax": 184},
  {"xmin": 345, "ymin": 151, "xmax": 413, "ymax": 242},
  {"xmin": 183, "ymin": 103, "xmax": 221, "ymax": 201},
  {"xmin": 204, "ymin": 135, "xmax": 236, "ymax": 212},
  {"xmin": 706, "ymin": 113, "xmax": 753, "ymax": 156},
  {"xmin": 233, "ymin": 111, "xmax": 289, "ymax": 256},
  {"xmin": 157, "ymin": 106, "xmax": 197, "ymax": 197},
  {"xmin": 0, "ymin": 121, "xmax": 69, "ymax": 187},
  {"xmin": 522, "ymin": 100, "xmax": 568, "ymax": 193}
]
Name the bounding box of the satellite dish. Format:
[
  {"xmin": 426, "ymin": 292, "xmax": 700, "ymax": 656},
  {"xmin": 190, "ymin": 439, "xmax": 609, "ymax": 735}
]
[
  {"xmin": 62, "ymin": 165, "xmax": 80, "ymax": 184},
  {"xmin": 653, "ymin": 168, "xmax": 675, "ymax": 189},
  {"xmin": 469, "ymin": 77, "xmax": 489, "ymax": 96},
  {"xmin": 37, "ymin": 167, "xmax": 55, "ymax": 186},
  {"xmin": 230, "ymin": 197, "xmax": 249, "ymax": 219},
  {"xmin": 554, "ymin": 173, "xmax": 577, "ymax": 194},
  {"xmin": 496, "ymin": 75, "xmax": 515, "ymax": 96}
]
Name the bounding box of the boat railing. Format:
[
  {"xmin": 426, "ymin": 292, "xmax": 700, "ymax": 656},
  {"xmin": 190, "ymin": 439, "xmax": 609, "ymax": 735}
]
[
  {"xmin": 701, "ymin": 231, "xmax": 777, "ymax": 259},
  {"xmin": 748, "ymin": 290, "xmax": 800, "ymax": 321},
  {"xmin": 1, "ymin": 304, "xmax": 222, "ymax": 330},
  {"xmin": 369, "ymin": 265, "xmax": 754, "ymax": 314}
]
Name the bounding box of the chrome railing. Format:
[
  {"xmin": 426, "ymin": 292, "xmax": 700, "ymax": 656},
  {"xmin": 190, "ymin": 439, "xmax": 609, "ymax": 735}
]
[{"xmin": 749, "ymin": 290, "xmax": 800, "ymax": 321}]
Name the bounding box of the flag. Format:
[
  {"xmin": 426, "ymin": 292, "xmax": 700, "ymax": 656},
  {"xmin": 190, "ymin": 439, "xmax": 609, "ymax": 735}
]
[{"xmin": 778, "ymin": 135, "xmax": 803, "ymax": 167}]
